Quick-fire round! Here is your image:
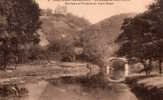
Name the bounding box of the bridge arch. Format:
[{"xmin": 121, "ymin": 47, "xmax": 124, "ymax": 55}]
[{"xmin": 106, "ymin": 57, "xmax": 129, "ymax": 82}]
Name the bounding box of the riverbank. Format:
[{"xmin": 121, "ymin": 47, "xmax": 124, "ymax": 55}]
[
  {"xmin": 126, "ymin": 75, "xmax": 163, "ymax": 100},
  {"xmin": 0, "ymin": 61, "xmax": 139, "ymax": 100},
  {"xmin": 0, "ymin": 62, "xmax": 100, "ymax": 85},
  {"xmin": 0, "ymin": 62, "xmax": 100, "ymax": 100}
]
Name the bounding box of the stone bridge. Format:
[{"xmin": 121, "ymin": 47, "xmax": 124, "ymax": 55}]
[{"xmin": 106, "ymin": 57, "xmax": 129, "ymax": 82}]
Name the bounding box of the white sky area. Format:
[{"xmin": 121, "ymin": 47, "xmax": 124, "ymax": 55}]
[{"xmin": 36, "ymin": 0, "xmax": 154, "ymax": 23}]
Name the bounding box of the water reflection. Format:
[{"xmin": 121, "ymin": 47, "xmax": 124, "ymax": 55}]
[{"xmin": 21, "ymin": 79, "xmax": 138, "ymax": 100}]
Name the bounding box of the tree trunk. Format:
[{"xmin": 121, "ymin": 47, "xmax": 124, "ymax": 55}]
[
  {"xmin": 98, "ymin": 65, "xmax": 107, "ymax": 81},
  {"xmin": 159, "ymin": 59, "xmax": 162, "ymax": 74},
  {"xmin": 43, "ymin": 50, "xmax": 50, "ymax": 63},
  {"xmin": 15, "ymin": 43, "xmax": 19, "ymax": 69},
  {"xmin": 148, "ymin": 58, "xmax": 152, "ymax": 76},
  {"xmin": 140, "ymin": 59, "xmax": 152, "ymax": 76},
  {"xmin": 3, "ymin": 51, "xmax": 7, "ymax": 70}
]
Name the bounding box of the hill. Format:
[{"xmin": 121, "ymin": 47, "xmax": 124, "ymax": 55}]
[
  {"xmin": 79, "ymin": 13, "xmax": 136, "ymax": 64},
  {"xmin": 80, "ymin": 13, "xmax": 136, "ymax": 44},
  {"xmin": 40, "ymin": 13, "xmax": 91, "ymax": 44},
  {"xmin": 37, "ymin": 11, "xmax": 91, "ymax": 61}
]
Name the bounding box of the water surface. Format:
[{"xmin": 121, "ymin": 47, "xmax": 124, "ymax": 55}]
[{"xmin": 21, "ymin": 80, "xmax": 139, "ymax": 100}]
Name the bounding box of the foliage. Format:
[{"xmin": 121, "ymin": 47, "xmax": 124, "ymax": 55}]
[
  {"xmin": 81, "ymin": 33, "xmax": 119, "ymax": 66},
  {"xmin": 48, "ymin": 35, "xmax": 75, "ymax": 61},
  {"xmin": 40, "ymin": 10, "xmax": 90, "ymax": 61},
  {"xmin": 41, "ymin": 8, "xmax": 53, "ymax": 16},
  {"xmin": 116, "ymin": 0, "xmax": 163, "ymax": 74},
  {"xmin": 79, "ymin": 14, "xmax": 134, "ymax": 66},
  {"xmin": 0, "ymin": 0, "xmax": 41, "ymax": 43},
  {"xmin": 0, "ymin": 0, "xmax": 41, "ymax": 69}
]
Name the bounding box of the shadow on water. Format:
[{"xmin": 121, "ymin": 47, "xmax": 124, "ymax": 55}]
[
  {"xmin": 129, "ymin": 84, "xmax": 163, "ymax": 100},
  {"xmin": 48, "ymin": 75, "xmax": 111, "ymax": 91},
  {"xmin": 126, "ymin": 75, "xmax": 163, "ymax": 100},
  {"xmin": 43, "ymin": 75, "xmax": 139, "ymax": 100}
]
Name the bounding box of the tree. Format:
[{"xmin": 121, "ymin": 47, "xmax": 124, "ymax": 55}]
[
  {"xmin": 41, "ymin": 8, "xmax": 53, "ymax": 16},
  {"xmin": 79, "ymin": 26, "xmax": 120, "ymax": 77},
  {"xmin": 0, "ymin": 0, "xmax": 41, "ymax": 69},
  {"xmin": 116, "ymin": 0, "xmax": 163, "ymax": 74},
  {"xmin": 40, "ymin": 10, "xmax": 90, "ymax": 61}
]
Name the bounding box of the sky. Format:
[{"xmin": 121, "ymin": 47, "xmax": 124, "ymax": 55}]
[{"xmin": 36, "ymin": 0, "xmax": 154, "ymax": 23}]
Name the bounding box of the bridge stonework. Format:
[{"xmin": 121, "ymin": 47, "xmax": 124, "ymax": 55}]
[{"xmin": 106, "ymin": 57, "xmax": 129, "ymax": 82}]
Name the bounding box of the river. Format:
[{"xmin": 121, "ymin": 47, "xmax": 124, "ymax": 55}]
[{"xmin": 19, "ymin": 78, "xmax": 139, "ymax": 100}]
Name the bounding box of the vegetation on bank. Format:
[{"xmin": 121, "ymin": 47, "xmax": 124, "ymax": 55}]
[
  {"xmin": 0, "ymin": 0, "xmax": 41, "ymax": 70},
  {"xmin": 116, "ymin": 0, "xmax": 163, "ymax": 75},
  {"xmin": 126, "ymin": 75, "xmax": 163, "ymax": 100}
]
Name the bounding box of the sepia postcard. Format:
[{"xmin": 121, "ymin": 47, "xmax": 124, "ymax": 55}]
[{"xmin": 0, "ymin": 0, "xmax": 162, "ymax": 100}]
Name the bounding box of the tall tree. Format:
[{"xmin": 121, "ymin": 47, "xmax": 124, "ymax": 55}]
[
  {"xmin": 116, "ymin": 0, "xmax": 163, "ymax": 74},
  {"xmin": 0, "ymin": 0, "xmax": 41, "ymax": 69}
]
